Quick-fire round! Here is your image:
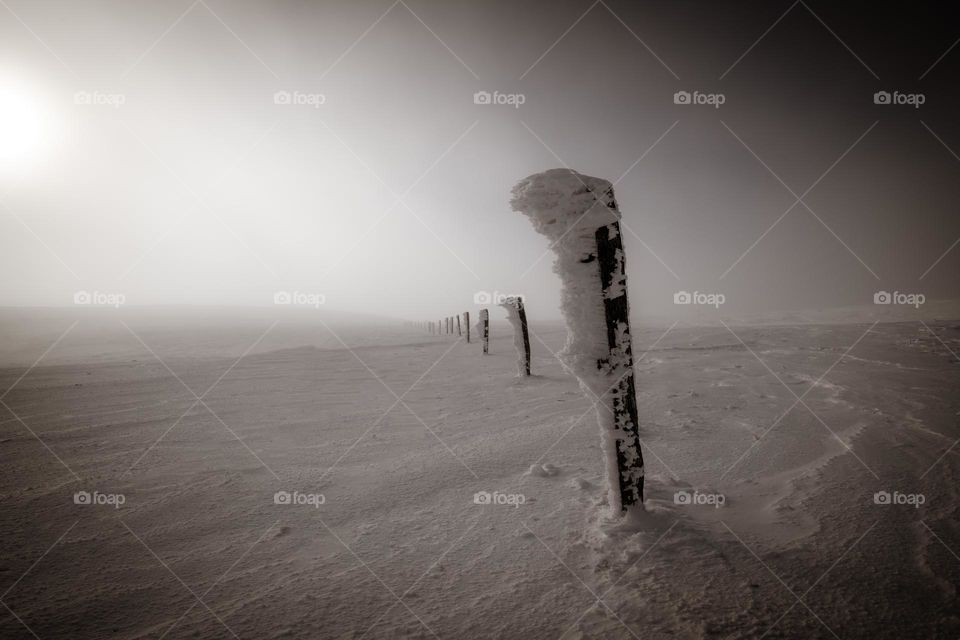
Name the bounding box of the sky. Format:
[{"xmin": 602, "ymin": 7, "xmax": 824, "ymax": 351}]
[{"xmin": 1, "ymin": 0, "xmax": 958, "ymax": 322}]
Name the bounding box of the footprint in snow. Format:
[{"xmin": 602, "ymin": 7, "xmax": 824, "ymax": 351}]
[
  {"xmin": 568, "ymin": 477, "xmax": 596, "ymax": 491},
  {"xmin": 525, "ymin": 463, "xmax": 560, "ymax": 478}
]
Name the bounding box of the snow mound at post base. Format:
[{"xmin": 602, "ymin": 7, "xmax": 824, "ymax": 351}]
[{"xmin": 511, "ymin": 169, "xmax": 639, "ymax": 516}]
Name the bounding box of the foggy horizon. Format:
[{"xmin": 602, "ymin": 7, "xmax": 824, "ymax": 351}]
[{"xmin": 3, "ymin": 0, "xmax": 958, "ymax": 323}]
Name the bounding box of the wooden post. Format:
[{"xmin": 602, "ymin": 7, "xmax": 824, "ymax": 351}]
[
  {"xmin": 464, "ymin": 312, "xmax": 470, "ymax": 343},
  {"xmin": 480, "ymin": 309, "xmax": 489, "ymax": 354},
  {"xmin": 518, "ymin": 299, "xmax": 531, "ymax": 375},
  {"xmin": 595, "ymin": 222, "xmax": 644, "ymax": 509},
  {"xmin": 456, "ymin": 314, "xmax": 462, "ymax": 336},
  {"xmin": 501, "ymin": 296, "xmax": 531, "ymax": 376},
  {"xmin": 511, "ymin": 168, "xmax": 645, "ymax": 512}
]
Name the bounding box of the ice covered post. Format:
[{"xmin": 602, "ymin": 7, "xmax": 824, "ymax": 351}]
[
  {"xmin": 464, "ymin": 312, "xmax": 471, "ymax": 343},
  {"xmin": 510, "ymin": 169, "xmax": 645, "ymax": 514},
  {"xmin": 479, "ymin": 309, "xmax": 489, "ymax": 354},
  {"xmin": 500, "ymin": 296, "xmax": 531, "ymax": 376}
]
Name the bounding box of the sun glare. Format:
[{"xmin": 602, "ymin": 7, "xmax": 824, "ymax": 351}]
[{"xmin": 0, "ymin": 75, "xmax": 50, "ymax": 167}]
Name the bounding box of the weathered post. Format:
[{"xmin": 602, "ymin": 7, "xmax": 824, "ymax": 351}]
[
  {"xmin": 500, "ymin": 296, "xmax": 531, "ymax": 376},
  {"xmin": 511, "ymin": 169, "xmax": 645, "ymax": 514},
  {"xmin": 456, "ymin": 314, "xmax": 462, "ymax": 336},
  {"xmin": 479, "ymin": 309, "xmax": 489, "ymax": 354},
  {"xmin": 464, "ymin": 312, "xmax": 471, "ymax": 343}
]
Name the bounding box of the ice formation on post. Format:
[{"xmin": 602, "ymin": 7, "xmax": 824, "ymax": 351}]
[
  {"xmin": 499, "ymin": 296, "xmax": 531, "ymax": 376},
  {"xmin": 510, "ymin": 168, "xmax": 644, "ymax": 514}
]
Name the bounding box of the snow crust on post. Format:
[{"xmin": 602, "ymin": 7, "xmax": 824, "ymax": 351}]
[{"xmin": 510, "ymin": 168, "xmax": 642, "ymax": 515}]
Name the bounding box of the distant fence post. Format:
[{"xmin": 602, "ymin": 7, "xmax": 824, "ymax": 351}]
[
  {"xmin": 464, "ymin": 312, "xmax": 471, "ymax": 343},
  {"xmin": 480, "ymin": 309, "xmax": 489, "ymax": 354},
  {"xmin": 456, "ymin": 314, "xmax": 462, "ymax": 336},
  {"xmin": 500, "ymin": 296, "xmax": 531, "ymax": 376}
]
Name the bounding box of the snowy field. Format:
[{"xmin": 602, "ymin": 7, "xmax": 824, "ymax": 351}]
[{"xmin": 1, "ymin": 316, "xmax": 959, "ymax": 639}]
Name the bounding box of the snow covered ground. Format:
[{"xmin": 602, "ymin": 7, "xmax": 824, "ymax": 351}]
[{"xmin": 1, "ymin": 317, "xmax": 958, "ymax": 638}]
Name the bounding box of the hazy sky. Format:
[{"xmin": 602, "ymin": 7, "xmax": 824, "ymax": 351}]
[{"xmin": 1, "ymin": 0, "xmax": 958, "ymax": 321}]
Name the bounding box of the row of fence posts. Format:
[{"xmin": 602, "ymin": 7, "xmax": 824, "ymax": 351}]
[
  {"xmin": 404, "ymin": 170, "xmax": 644, "ymax": 512},
  {"xmin": 410, "ymin": 298, "xmax": 530, "ymax": 375}
]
